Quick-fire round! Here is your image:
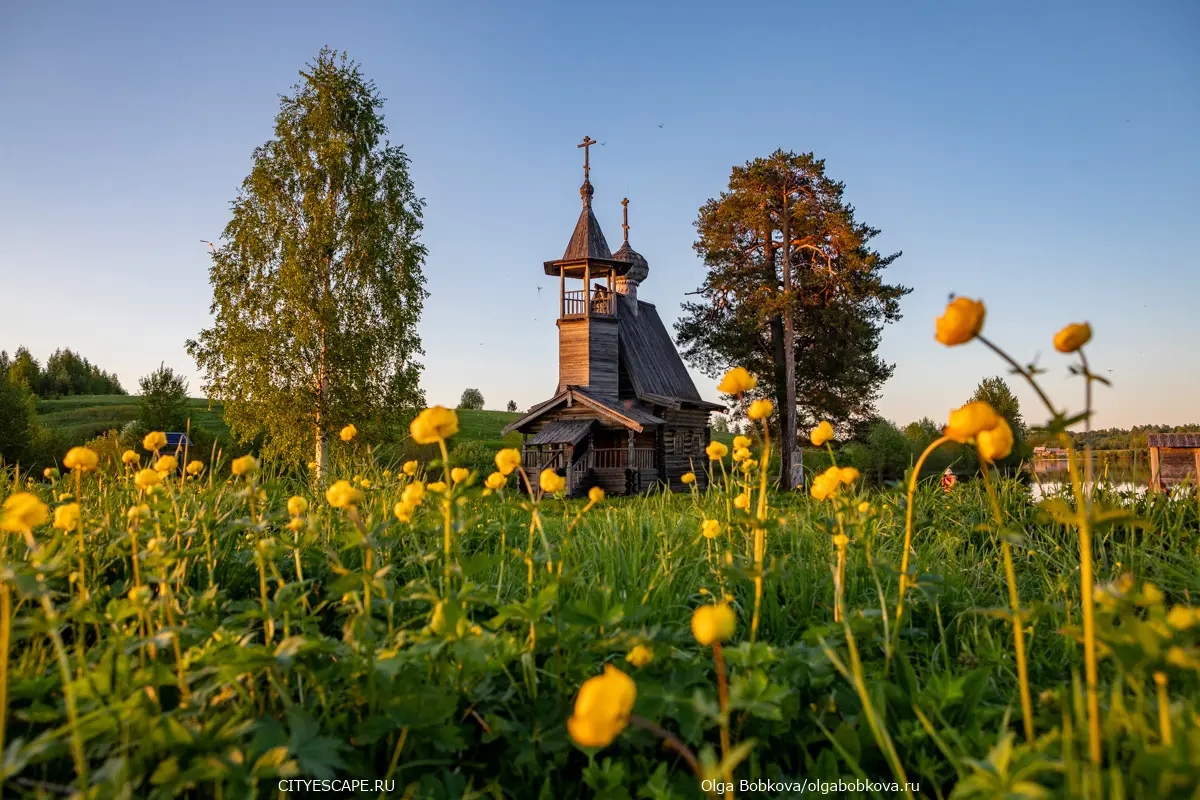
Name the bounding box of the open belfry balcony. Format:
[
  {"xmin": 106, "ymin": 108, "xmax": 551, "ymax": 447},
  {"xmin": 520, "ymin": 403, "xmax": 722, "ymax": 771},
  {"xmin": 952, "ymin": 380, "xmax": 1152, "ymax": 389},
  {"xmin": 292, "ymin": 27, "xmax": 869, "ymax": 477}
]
[{"xmin": 562, "ymin": 285, "xmax": 615, "ymax": 318}]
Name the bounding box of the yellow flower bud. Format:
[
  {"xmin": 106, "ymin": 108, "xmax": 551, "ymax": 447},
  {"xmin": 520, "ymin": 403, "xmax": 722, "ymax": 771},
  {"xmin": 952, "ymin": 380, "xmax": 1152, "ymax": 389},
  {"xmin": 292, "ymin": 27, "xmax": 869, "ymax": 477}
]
[
  {"xmin": 134, "ymin": 469, "xmax": 162, "ymax": 491},
  {"xmin": 451, "ymin": 467, "xmax": 470, "ymax": 484},
  {"xmin": 0, "ymin": 492, "xmax": 49, "ymax": 533},
  {"xmin": 339, "ymin": 424, "xmax": 357, "ymax": 442},
  {"xmin": 154, "ymin": 455, "xmax": 178, "ymax": 474},
  {"xmin": 717, "ymin": 366, "xmax": 756, "ymax": 395},
  {"xmin": 409, "ymin": 406, "xmax": 458, "ymax": 445},
  {"xmin": 231, "ymin": 455, "xmax": 259, "ymax": 476},
  {"xmin": 691, "ymin": 604, "xmax": 736, "ymax": 646},
  {"xmin": 935, "ymin": 297, "xmax": 986, "ymax": 346},
  {"xmin": 1053, "ymin": 322, "xmax": 1092, "ymax": 353},
  {"xmin": 701, "ymin": 519, "xmax": 720, "ymax": 539},
  {"xmin": 626, "ymin": 644, "xmax": 654, "ymax": 668},
  {"xmin": 747, "ymin": 399, "xmax": 773, "ymax": 420},
  {"xmin": 142, "ymin": 431, "xmax": 168, "ymax": 452},
  {"xmin": 588, "ymin": 486, "xmax": 605, "ymax": 504},
  {"xmin": 63, "ymin": 446, "xmax": 99, "ymax": 472},
  {"xmin": 485, "ymin": 471, "xmax": 507, "ymax": 490},
  {"xmin": 186, "ymin": 460, "xmax": 204, "ymax": 476},
  {"xmin": 705, "ymin": 440, "xmax": 728, "ymax": 460},
  {"xmin": 539, "ymin": 469, "xmax": 565, "ymax": 495},
  {"xmin": 53, "ymin": 502, "xmax": 80, "ymax": 531},
  {"xmin": 287, "ymin": 496, "xmax": 308, "ymax": 516},
  {"xmin": 976, "ymin": 418, "xmax": 1014, "ymax": 463},
  {"xmin": 325, "ymin": 480, "xmax": 364, "ymax": 508},
  {"xmin": 681, "ymin": 472, "xmax": 696, "ymax": 485},
  {"xmin": 567, "ymin": 665, "xmax": 637, "ymax": 749},
  {"xmin": 403, "ymin": 460, "xmax": 418, "ymax": 476},
  {"xmin": 810, "ymin": 421, "xmax": 834, "ymax": 447},
  {"xmin": 945, "ymin": 401, "xmax": 1001, "ymax": 443},
  {"xmin": 494, "ymin": 448, "xmax": 521, "ymax": 476}
]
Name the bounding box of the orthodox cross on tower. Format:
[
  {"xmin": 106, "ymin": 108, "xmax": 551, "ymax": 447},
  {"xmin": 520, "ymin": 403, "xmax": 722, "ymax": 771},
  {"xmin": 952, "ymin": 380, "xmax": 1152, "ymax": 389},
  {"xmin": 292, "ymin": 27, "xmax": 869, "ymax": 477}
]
[
  {"xmin": 621, "ymin": 197, "xmax": 630, "ymax": 242},
  {"xmin": 578, "ymin": 136, "xmax": 597, "ymax": 181}
]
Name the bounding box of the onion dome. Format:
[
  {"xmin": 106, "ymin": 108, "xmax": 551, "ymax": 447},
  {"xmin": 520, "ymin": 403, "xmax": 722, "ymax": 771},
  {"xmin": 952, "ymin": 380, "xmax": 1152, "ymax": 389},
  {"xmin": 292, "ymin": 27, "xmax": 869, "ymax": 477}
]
[{"xmin": 612, "ymin": 198, "xmax": 649, "ymax": 285}]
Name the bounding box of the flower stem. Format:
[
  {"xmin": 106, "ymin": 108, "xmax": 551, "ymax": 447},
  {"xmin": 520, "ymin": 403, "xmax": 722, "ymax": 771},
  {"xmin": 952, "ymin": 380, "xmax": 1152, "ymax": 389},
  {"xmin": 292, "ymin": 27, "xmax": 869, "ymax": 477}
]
[
  {"xmin": 713, "ymin": 641, "xmax": 734, "ymax": 792},
  {"xmin": 979, "ymin": 464, "xmax": 1034, "ymax": 742},
  {"xmin": 895, "ymin": 436, "xmax": 951, "ymax": 643}
]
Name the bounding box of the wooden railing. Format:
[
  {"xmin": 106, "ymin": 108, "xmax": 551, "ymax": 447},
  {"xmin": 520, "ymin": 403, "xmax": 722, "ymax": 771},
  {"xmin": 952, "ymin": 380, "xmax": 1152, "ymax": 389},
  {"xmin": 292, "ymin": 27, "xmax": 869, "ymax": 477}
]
[
  {"xmin": 588, "ymin": 448, "xmax": 655, "ymax": 469},
  {"xmin": 562, "ymin": 288, "xmax": 615, "ymax": 318}
]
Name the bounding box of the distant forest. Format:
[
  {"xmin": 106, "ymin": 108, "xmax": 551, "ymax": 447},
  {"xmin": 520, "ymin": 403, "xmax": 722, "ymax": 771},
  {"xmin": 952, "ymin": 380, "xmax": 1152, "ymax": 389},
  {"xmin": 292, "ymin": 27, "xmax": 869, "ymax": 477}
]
[
  {"xmin": 1029, "ymin": 424, "xmax": 1200, "ymax": 452},
  {"xmin": 1, "ymin": 346, "xmax": 125, "ymax": 397}
]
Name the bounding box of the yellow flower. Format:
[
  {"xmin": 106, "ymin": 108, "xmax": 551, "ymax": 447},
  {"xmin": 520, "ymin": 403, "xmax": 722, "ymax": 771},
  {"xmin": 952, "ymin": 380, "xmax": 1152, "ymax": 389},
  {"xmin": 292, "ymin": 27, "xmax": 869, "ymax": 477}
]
[
  {"xmin": 485, "ymin": 471, "xmax": 507, "ymax": 490},
  {"xmin": 945, "ymin": 401, "xmax": 1001, "ymax": 443},
  {"xmin": 935, "ymin": 297, "xmax": 986, "ymax": 346},
  {"xmin": 427, "ymin": 481, "xmax": 447, "ymax": 493},
  {"xmin": 134, "ymin": 469, "xmax": 162, "ymax": 491},
  {"xmin": 287, "ymin": 496, "xmax": 308, "ymax": 516},
  {"xmin": 287, "ymin": 517, "xmax": 304, "ymax": 531},
  {"xmin": 154, "ymin": 455, "xmax": 178, "ymax": 474},
  {"xmin": 325, "ymin": 479, "xmax": 364, "ymax": 508},
  {"xmin": 43, "ymin": 467, "xmax": 59, "ymax": 479},
  {"xmin": 747, "ymin": 398, "xmax": 773, "ymax": 420},
  {"xmin": 810, "ymin": 421, "xmax": 834, "ymax": 447},
  {"xmin": 53, "ymin": 503, "xmax": 80, "ymax": 531},
  {"xmin": 0, "ymin": 492, "xmax": 49, "ymax": 533},
  {"xmin": 732, "ymin": 447, "xmax": 751, "ymax": 463},
  {"xmin": 339, "ymin": 424, "xmax": 357, "ymax": 442},
  {"xmin": 588, "ymin": 486, "xmax": 605, "ymax": 504},
  {"xmin": 1053, "ymin": 322, "xmax": 1092, "ymax": 353},
  {"xmin": 307, "ymin": 460, "xmax": 318, "ymax": 471},
  {"xmin": 733, "ymin": 435, "xmax": 751, "ymax": 450},
  {"xmin": 691, "ymin": 604, "xmax": 736, "ymax": 646},
  {"xmin": 126, "ymin": 504, "xmax": 150, "ymax": 523},
  {"xmin": 702, "ymin": 519, "xmax": 721, "ymax": 539},
  {"xmin": 733, "ymin": 492, "xmax": 750, "ymax": 510},
  {"xmin": 540, "ymin": 469, "xmax": 565, "ymax": 495},
  {"xmin": 1166, "ymin": 606, "xmax": 1199, "ymax": 630},
  {"xmin": 857, "ymin": 501, "xmax": 870, "ymax": 514},
  {"xmin": 231, "ymin": 455, "xmax": 259, "ymax": 477},
  {"xmin": 567, "ymin": 665, "xmax": 637, "ymax": 749},
  {"xmin": 705, "ymin": 441, "xmax": 728, "ymax": 460},
  {"xmin": 143, "ymin": 431, "xmax": 168, "ymax": 452},
  {"xmin": 494, "ymin": 448, "xmax": 521, "ymax": 476},
  {"xmin": 360, "ymin": 478, "xmax": 371, "ymax": 489},
  {"xmin": 976, "ymin": 418, "xmax": 1014, "ymax": 463},
  {"xmin": 409, "ymin": 406, "xmax": 458, "ymax": 445},
  {"xmin": 403, "ymin": 460, "xmax": 418, "ymax": 476},
  {"xmin": 838, "ymin": 467, "xmax": 859, "ymax": 484},
  {"xmin": 681, "ymin": 472, "xmax": 696, "ymax": 485},
  {"xmin": 717, "ymin": 366, "xmax": 756, "ymax": 395},
  {"xmin": 63, "ymin": 446, "xmax": 99, "ymax": 472},
  {"xmin": 451, "ymin": 467, "xmax": 470, "ymax": 484},
  {"xmin": 810, "ymin": 469, "xmax": 841, "ymax": 501},
  {"xmin": 393, "ymin": 501, "xmax": 415, "ymax": 522},
  {"xmin": 626, "ymin": 644, "xmax": 654, "ymax": 668},
  {"xmin": 186, "ymin": 460, "xmax": 204, "ymax": 476},
  {"xmin": 402, "ymin": 482, "xmax": 426, "ymax": 506},
  {"xmin": 832, "ymin": 533, "xmax": 849, "ymax": 548}
]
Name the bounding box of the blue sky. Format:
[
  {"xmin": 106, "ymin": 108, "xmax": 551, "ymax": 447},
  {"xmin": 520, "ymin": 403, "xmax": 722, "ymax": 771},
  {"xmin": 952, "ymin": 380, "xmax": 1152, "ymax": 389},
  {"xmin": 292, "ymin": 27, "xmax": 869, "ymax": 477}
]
[{"xmin": 1, "ymin": 0, "xmax": 1196, "ymax": 430}]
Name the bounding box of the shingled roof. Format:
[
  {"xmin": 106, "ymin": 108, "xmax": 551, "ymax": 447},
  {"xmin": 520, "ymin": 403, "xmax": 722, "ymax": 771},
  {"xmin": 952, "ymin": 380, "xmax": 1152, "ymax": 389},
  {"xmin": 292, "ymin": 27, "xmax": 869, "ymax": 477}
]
[
  {"xmin": 1148, "ymin": 433, "xmax": 1200, "ymax": 448},
  {"xmin": 616, "ymin": 293, "xmax": 723, "ymax": 410},
  {"xmin": 563, "ymin": 203, "xmax": 613, "ymax": 261}
]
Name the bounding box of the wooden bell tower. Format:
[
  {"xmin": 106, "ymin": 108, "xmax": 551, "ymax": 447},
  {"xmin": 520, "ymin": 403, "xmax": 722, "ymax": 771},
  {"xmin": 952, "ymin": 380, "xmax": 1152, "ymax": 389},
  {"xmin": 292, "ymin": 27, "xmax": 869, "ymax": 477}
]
[{"xmin": 542, "ymin": 137, "xmax": 632, "ymax": 401}]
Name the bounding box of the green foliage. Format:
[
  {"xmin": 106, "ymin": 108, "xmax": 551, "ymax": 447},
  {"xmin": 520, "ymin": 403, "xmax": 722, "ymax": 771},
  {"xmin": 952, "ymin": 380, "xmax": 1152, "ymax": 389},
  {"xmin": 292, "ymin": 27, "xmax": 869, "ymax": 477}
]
[
  {"xmin": 2, "ymin": 450, "xmax": 1199, "ymax": 796},
  {"xmin": 2, "ymin": 346, "xmax": 124, "ymax": 396},
  {"xmin": 136, "ymin": 363, "xmax": 190, "ymax": 433},
  {"xmin": 0, "ymin": 366, "xmax": 39, "ymax": 466},
  {"xmin": 969, "ymin": 376, "xmax": 1027, "ymax": 471},
  {"xmin": 187, "ymin": 47, "xmax": 427, "ymax": 467},
  {"xmin": 458, "ymin": 388, "xmax": 485, "ymax": 411},
  {"xmin": 675, "ymin": 150, "xmax": 910, "ymax": 429},
  {"xmin": 842, "ymin": 418, "xmax": 912, "ymax": 483}
]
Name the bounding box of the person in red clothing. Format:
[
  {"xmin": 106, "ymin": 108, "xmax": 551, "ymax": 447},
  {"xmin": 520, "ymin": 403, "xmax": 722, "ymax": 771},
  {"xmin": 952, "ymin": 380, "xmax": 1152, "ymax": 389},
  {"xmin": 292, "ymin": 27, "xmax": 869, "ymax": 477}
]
[{"xmin": 941, "ymin": 468, "xmax": 957, "ymax": 492}]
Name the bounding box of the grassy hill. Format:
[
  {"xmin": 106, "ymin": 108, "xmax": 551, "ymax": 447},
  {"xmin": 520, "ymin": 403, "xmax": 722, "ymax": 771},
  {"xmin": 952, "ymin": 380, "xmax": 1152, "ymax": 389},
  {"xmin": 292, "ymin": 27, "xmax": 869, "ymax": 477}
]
[{"xmin": 36, "ymin": 396, "xmax": 735, "ymax": 466}]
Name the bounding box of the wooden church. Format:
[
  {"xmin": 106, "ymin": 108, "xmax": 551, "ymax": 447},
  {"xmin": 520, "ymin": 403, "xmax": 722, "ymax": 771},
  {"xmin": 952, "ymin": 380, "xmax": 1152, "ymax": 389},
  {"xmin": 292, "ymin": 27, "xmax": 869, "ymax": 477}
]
[{"xmin": 502, "ymin": 138, "xmax": 723, "ymax": 496}]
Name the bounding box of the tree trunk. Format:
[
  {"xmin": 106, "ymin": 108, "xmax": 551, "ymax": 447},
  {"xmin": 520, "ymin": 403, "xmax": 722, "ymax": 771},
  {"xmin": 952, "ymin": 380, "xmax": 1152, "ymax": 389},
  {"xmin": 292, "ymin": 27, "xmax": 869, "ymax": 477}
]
[
  {"xmin": 778, "ymin": 193, "xmax": 799, "ymax": 490},
  {"xmin": 314, "ymin": 333, "xmax": 329, "ymax": 485}
]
